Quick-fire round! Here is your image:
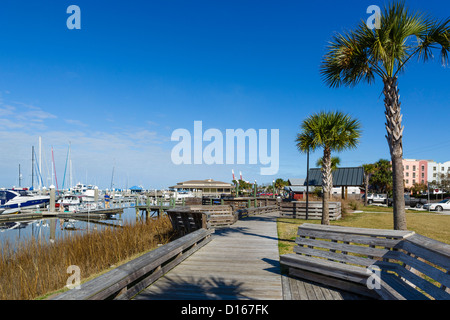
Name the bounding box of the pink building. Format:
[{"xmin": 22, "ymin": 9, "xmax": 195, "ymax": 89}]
[{"xmin": 402, "ymin": 159, "xmax": 428, "ymax": 188}]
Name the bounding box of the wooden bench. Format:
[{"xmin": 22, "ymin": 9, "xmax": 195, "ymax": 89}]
[{"xmin": 280, "ymin": 223, "xmax": 450, "ymax": 300}]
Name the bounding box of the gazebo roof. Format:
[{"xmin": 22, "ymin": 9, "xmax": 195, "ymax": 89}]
[{"xmin": 306, "ymin": 167, "xmax": 364, "ymax": 187}]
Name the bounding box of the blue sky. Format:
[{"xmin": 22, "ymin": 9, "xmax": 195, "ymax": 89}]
[{"xmin": 0, "ymin": 0, "xmax": 449, "ymax": 189}]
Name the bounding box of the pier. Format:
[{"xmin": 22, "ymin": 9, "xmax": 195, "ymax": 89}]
[{"xmin": 53, "ymin": 203, "xmax": 366, "ymax": 300}]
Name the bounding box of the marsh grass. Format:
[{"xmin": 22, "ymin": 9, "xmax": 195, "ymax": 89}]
[{"xmin": 0, "ymin": 217, "xmax": 175, "ymax": 300}]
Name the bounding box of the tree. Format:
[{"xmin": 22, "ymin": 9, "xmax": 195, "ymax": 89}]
[
  {"xmin": 274, "ymin": 178, "xmax": 288, "ymax": 195},
  {"xmin": 320, "ymin": 1, "xmax": 449, "ymax": 230},
  {"xmin": 362, "ymin": 163, "xmax": 377, "ymax": 206},
  {"xmin": 296, "ymin": 111, "xmax": 361, "ymax": 225},
  {"xmin": 410, "ymin": 182, "xmax": 427, "ymax": 195},
  {"xmin": 369, "ymin": 159, "xmax": 393, "ymax": 195},
  {"xmin": 316, "ymin": 156, "xmax": 341, "ymax": 172}
]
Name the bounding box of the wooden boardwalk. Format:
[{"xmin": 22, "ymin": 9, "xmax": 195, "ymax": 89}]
[
  {"xmin": 135, "ymin": 212, "xmax": 368, "ymax": 300},
  {"xmin": 135, "ymin": 213, "xmax": 283, "ymax": 300}
]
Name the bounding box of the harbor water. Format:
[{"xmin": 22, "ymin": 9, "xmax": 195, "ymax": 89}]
[{"xmin": 0, "ymin": 204, "xmax": 163, "ymax": 251}]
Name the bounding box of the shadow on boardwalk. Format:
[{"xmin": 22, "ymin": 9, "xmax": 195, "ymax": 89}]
[{"xmin": 135, "ymin": 275, "xmax": 250, "ymax": 300}]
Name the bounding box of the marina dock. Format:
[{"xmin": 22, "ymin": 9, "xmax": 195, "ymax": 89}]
[{"xmin": 0, "ymin": 207, "xmax": 123, "ymax": 223}]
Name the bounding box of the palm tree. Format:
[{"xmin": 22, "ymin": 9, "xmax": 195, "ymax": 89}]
[
  {"xmin": 362, "ymin": 163, "xmax": 377, "ymax": 206},
  {"xmin": 316, "ymin": 156, "xmax": 341, "ymax": 172},
  {"xmin": 320, "ymin": 2, "xmax": 449, "ymax": 230},
  {"xmin": 296, "ymin": 111, "xmax": 361, "ymax": 225},
  {"xmin": 274, "ymin": 178, "xmax": 288, "ymax": 195}
]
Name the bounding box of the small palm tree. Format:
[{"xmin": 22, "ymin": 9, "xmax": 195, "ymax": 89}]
[
  {"xmin": 320, "ymin": 1, "xmax": 449, "ymax": 230},
  {"xmin": 296, "ymin": 111, "xmax": 361, "ymax": 225},
  {"xmin": 316, "ymin": 156, "xmax": 341, "ymax": 172},
  {"xmin": 362, "ymin": 163, "xmax": 377, "ymax": 206}
]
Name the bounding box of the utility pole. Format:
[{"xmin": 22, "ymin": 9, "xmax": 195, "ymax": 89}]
[{"xmin": 306, "ymin": 148, "xmax": 310, "ymax": 220}]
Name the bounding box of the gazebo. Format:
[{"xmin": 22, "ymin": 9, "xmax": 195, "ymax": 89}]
[{"xmin": 306, "ymin": 167, "xmax": 364, "ymax": 200}]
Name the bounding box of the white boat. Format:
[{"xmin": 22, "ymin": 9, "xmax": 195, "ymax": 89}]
[
  {"xmin": 57, "ymin": 194, "xmax": 81, "ymax": 211},
  {"xmin": 0, "ymin": 189, "xmax": 50, "ymax": 214}
]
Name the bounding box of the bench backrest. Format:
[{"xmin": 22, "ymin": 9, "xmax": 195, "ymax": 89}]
[{"xmin": 295, "ymin": 224, "xmax": 450, "ymax": 300}]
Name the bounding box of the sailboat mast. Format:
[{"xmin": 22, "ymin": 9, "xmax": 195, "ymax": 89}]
[
  {"xmin": 110, "ymin": 166, "xmax": 115, "ymax": 190},
  {"xmin": 32, "ymin": 146, "xmax": 35, "ymax": 190},
  {"xmin": 19, "ymin": 164, "xmax": 22, "ymax": 187},
  {"xmin": 39, "ymin": 137, "xmax": 42, "ymax": 189},
  {"xmin": 52, "ymin": 146, "xmax": 59, "ymax": 192}
]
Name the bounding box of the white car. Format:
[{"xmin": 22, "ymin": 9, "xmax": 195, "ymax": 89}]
[
  {"xmin": 423, "ymin": 199, "xmax": 450, "ymax": 212},
  {"xmin": 364, "ymin": 193, "xmax": 387, "ymax": 204}
]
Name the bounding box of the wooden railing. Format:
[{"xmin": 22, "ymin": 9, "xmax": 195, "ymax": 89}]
[
  {"xmin": 53, "ymin": 228, "xmax": 212, "ymax": 300},
  {"xmin": 237, "ymin": 205, "xmax": 279, "ymax": 219},
  {"xmin": 279, "ymin": 201, "xmax": 341, "ymax": 220}
]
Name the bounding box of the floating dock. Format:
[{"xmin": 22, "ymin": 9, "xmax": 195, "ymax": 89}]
[{"xmin": 0, "ymin": 208, "xmax": 123, "ymax": 223}]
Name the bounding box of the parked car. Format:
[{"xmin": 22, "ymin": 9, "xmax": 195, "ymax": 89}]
[
  {"xmin": 387, "ymin": 194, "xmax": 427, "ymax": 208},
  {"xmin": 423, "ymin": 199, "xmax": 450, "ymax": 212},
  {"xmin": 363, "ymin": 193, "xmax": 387, "ymax": 204}
]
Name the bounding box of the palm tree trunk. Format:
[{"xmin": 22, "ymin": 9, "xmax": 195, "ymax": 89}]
[
  {"xmin": 321, "ymin": 147, "xmax": 332, "ymax": 225},
  {"xmin": 383, "ymin": 77, "xmax": 407, "ymax": 230}
]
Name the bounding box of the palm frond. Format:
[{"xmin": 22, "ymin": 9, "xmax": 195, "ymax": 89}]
[
  {"xmin": 321, "ymin": 1, "xmax": 449, "ymax": 83},
  {"xmin": 295, "ymin": 111, "xmax": 361, "ymax": 154}
]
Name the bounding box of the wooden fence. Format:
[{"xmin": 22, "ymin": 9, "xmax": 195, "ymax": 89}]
[
  {"xmin": 237, "ymin": 205, "xmax": 279, "ymax": 219},
  {"xmin": 279, "ymin": 201, "xmax": 341, "ymax": 220}
]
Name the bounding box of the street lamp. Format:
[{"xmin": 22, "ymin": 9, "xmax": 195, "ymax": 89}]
[{"xmin": 306, "ymin": 148, "xmax": 309, "ymax": 220}]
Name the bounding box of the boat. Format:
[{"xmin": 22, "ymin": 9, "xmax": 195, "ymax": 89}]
[
  {"xmin": 71, "ymin": 183, "xmax": 87, "ymax": 195},
  {"xmin": 0, "ymin": 189, "xmax": 50, "ymax": 214},
  {"xmin": 57, "ymin": 194, "xmax": 81, "ymax": 211}
]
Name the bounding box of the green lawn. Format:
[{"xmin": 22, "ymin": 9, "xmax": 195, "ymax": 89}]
[{"xmin": 277, "ymin": 206, "xmax": 450, "ymax": 255}]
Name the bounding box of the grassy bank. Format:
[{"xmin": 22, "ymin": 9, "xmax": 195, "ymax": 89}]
[
  {"xmin": 0, "ymin": 217, "xmax": 175, "ymax": 300},
  {"xmin": 277, "ymin": 206, "xmax": 450, "ymax": 255}
]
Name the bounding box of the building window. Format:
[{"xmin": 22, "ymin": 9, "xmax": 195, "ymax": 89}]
[
  {"xmin": 422, "ymin": 173, "xmax": 424, "ymax": 178},
  {"xmin": 406, "ymin": 172, "xmax": 409, "ymax": 177},
  {"xmin": 413, "ymin": 179, "xmax": 416, "ymax": 184},
  {"xmin": 433, "ymin": 167, "xmax": 437, "ymax": 171},
  {"xmin": 413, "ymin": 166, "xmax": 416, "ymax": 171},
  {"xmin": 406, "ymin": 165, "xmax": 409, "ymax": 170},
  {"xmin": 421, "ymin": 165, "xmax": 425, "ymax": 171},
  {"xmin": 413, "ymin": 173, "xmax": 416, "ymax": 178},
  {"xmin": 406, "ymin": 179, "xmax": 409, "ymax": 184}
]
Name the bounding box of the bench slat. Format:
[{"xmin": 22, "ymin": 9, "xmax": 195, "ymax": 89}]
[
  {"xmin": 298, "ymin": 223, "xmax": 414, "ymax": 239},
  {"xmin": 400, "ymin": 235, "xmax": 450, "ymax": 271},
  {"xmin": 293, "ymin": 245, "xmax": 400, "ymax": 270},
  {"xmin": 281, "ymin": 254, "xmax": 369, "ymax": 284},
  {"xmin": 297, "ymin": 229, "xmax": 404, "ymax": 249},
  {"xmin": 295, "ymin": 237, "xmax": 392, "ymax": 259},
  {"xmin": 386, "ymin": 264, "xmax": 450, "ymax": 300},
  {"xmin": 381, "ymin": 272, "xmax": 430, "ymax": 300},
  {"xmin": 395, "ymin": 251, "xmax": 450, "ymax": 289}
]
